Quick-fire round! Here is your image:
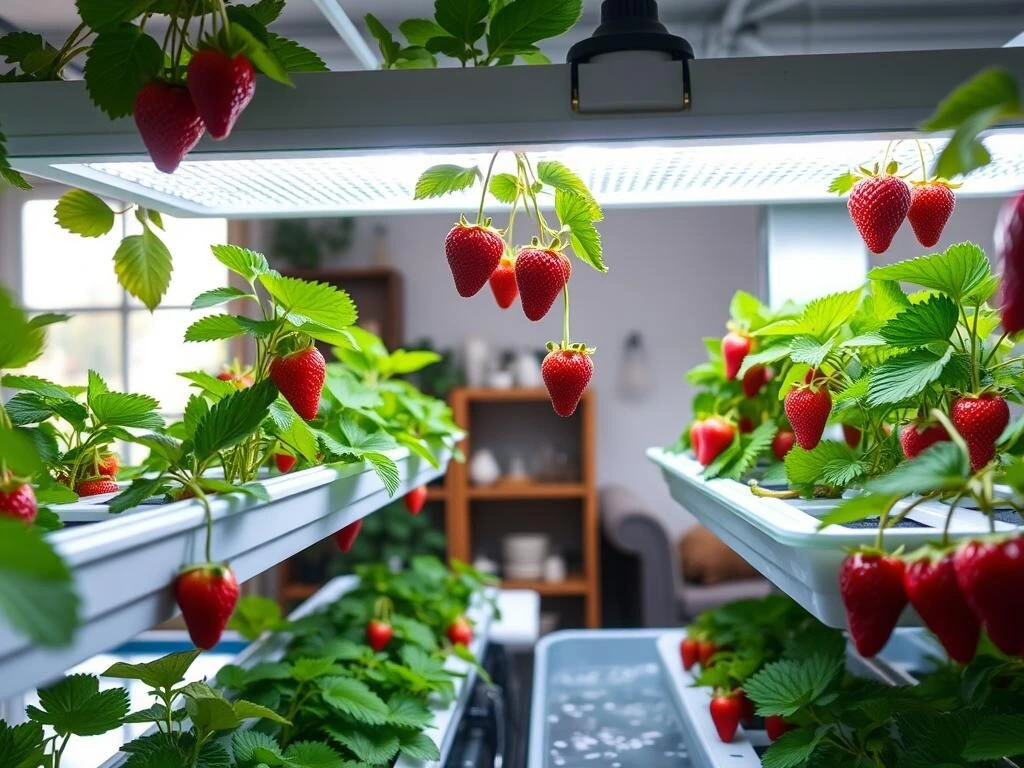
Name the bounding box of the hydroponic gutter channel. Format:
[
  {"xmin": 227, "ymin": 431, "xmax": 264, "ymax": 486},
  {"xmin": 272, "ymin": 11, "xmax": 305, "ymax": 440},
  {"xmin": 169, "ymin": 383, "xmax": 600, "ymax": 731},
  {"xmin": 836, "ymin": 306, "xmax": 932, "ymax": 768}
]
[{"xmin": 0, "ymin": 448, "xmax": 450, "ymax": 700}]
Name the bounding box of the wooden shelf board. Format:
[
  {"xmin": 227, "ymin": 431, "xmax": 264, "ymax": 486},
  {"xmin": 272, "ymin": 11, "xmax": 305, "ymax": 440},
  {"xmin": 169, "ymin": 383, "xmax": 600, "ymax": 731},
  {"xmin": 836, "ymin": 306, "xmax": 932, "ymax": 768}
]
[
  {"xmin": 500, "ymin": 577, "xmax": 588, "ymax": 595},
  {"xmin": 281, "ymin": 583, "xmax": 321, "ymax": 600},
  {"xmin": 425, "ymin": 487, "xmax": 447, "ymax": 501},
  {"xmin": 468, "ymin": 483, "xmax": 586, "ymax": 500},
  {"xmin": 456, "ymin": 387, "xmax": 552, "ymax": 401}
]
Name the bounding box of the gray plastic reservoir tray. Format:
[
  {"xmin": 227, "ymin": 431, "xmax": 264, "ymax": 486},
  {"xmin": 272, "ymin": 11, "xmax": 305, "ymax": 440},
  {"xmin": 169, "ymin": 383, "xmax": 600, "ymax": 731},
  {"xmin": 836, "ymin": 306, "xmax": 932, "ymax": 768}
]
[{"xmin": 529, "ymin": 630, "xmax": 692, "ymax": 768}]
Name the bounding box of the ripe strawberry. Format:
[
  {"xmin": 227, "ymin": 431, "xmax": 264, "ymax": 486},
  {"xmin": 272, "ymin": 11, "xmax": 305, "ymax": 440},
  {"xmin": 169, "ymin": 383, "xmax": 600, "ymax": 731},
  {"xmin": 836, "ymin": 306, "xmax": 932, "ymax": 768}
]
[
  {"xmin": 97, "ymin": 453, "xmax": 119, "ymax": 478},
  {"xmin": 840, "ymin": 551, "xmax": 907, "ymax": 657},
  {"xmin": 274, "ymin": 453, "xmax": 297, "ymax": 473},
  {"xmin": 445, "ymin": 223, "xmax": 504, "ymax": 297},
  {"xmin": 842, "ymin": 425, "xmax": 861, "ymax": 449},
  {"xmin": 741, "ymin": 364, "xmax": 768, "ymax": 398},
  {"xmin": 134, "ymin": 81, "xmax": 205, "ymax": 174},
  {"xmin": 697, "ymin": 640, "xmax": 717, "ymax": 668},
  {"xmin": 695, "ymin": 416, "xmax": 736, "ymax": 466},
  {"xmin": 908, "ymin": 182, "xmax": 955, "ymax": 247},
  {"xmin": 447, "ymin": 617, "xmax": 473, "ymax": 646},
  {"xmin": 689, "ymin": 421, "xmax": 704, "ymax": 459},
  {"xmin": 848, "ymin": 175, "xmax": 911, "ymax": 254},
  {"xmin": 174, "ymin": 563, "xmax": 239, "ymax": 650},
  {"xmin": 489, "ymin": 255, "xmax": 518, "ymax": 309},
  {"xmin": 765, "ymin": 715, "xmax": 795, "ymax": 742},
  {"xmin": 772, "ymin": 429, "xmax": 796, "ymax": 461},
  {"xmin": 954, "ymin": 538, "xmax": 1024, "ymax": 656},
  {"xmin": 77, "ymin": 477, "xmax": 119, "ymax": 497},
  {"xmin": 738, "ymin": 416, "xmax": 755, "ymax": 434},
  {"xmin": 186, "ymin": 49, "xmax": 255, "ymax": 140},
  {"xmin": 270, "ymin": 346, "xmax": 326, "ymax": 421},
  {"xmin": 721, "ymin": 332, "xmax": 752, "ymax": 381},
  {"xmin": 404, "ymin": 485, "xmax": 428, "ymax": 515},
  {"xmin": 784, "ymin": 386, "xmax": 832, "ymax": 450},
  {"xmin": 951, "ymin": 393, "xmax": 1009, "ymax": 471},
  {"xmin": 709, "ymin": 694, "xmax": 742, "ymax": 743},
  {"xmin": 541, "ymin": 346, "xmax": 593, "ymax": 417},
  {"xmin": 217, "ymin": 369, "xmax": 254, "ymax": 389},
  {"xmin": 996, "ymin": 191, "xmax": 1024, "ymax": 333},
  {"xmin": 735, "ymin": 688, "xmax": 755, "ymax": 726},
  {"xmin": 680, "ymin": 637, "xmax": 699, "ymax": 671},
  {"xmin": 899, "ymin": 421, "xmax": 949, "ymax": 460},
  {"xmin": 904, "ymin": 551, "xmax": 980, "ymax": 664},
  {"xmin": 516, "ymin": 248, "xmax": 571, "ymax": 321},
  {"xmin": 333, "ymin": 519, "xmax": 363, "ymax": 553},
  {"xmin": 0, "ymin": 482, "xmax": 37, "ymax": 524},
  {"xmin": 366, "ymin": 619, "xmax": 393, "ymax": 652}
]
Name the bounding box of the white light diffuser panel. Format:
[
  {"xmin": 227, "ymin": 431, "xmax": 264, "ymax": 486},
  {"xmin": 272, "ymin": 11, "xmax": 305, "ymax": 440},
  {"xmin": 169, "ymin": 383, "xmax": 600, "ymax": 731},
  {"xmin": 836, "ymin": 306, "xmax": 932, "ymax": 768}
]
[
  {"xmin": 5, "ymin": 48, "xmax": 1024, "ymax": 217},
  {"xmin": 53, "ymin": 134, "xmax": 1024, "ymax": 217}
]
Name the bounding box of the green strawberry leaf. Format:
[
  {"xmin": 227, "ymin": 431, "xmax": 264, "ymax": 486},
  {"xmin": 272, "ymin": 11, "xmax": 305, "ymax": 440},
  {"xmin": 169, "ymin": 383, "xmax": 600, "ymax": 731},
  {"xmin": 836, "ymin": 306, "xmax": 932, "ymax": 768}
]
[
  {"xmin": 867, "ymin": 242, "xmax": 990, "ymax": 304},
  {"xmin": 961, "ymin": 714, "xmax": 1024, "ymax": 760},
  {"xmin": 210, "ymin": 244, "xmax": 270, "ymax": 284},
  {"xmin": 231, "ymin": 730, "xmax": 282, "ymax": 764},
  {"xmin": 784, "ymin": 441, "xmax": 857, "ymax": 487},
  {"xmin": 827, "ymin": 171, "xmax": 858, "ymax": 195},
  {"xmin": 385, "ymin": 694, "xmax": 434, "ymax": 729},
  {"xmin": 489, "ymin": 172, "xmax": 521, "ymax": 203},
  {"xmin": 399, "ymin": 19, "xmax": 448, "ymax": 46},
  {"xmin": 435, "ymin": 0, "xmax": 489, "ymax": 46},
  {"xmin": 788, "ymin": 336, "xmax": 835, "ymax": 368},
  {"xmin": 107, "ymin": 476, "xmax": 167, "ymax": 514},
  {"xmin": 27, "ymin": 674, "xmax": 129, "ymax": 736},
  {"xmin": 365, "ymin": 13, "xmax": 401, "ymax": 67},
  {"xmin": 190, "ymin": 286, "xmax": 256, "ymax": 310},
  {"xmin": 113, "ymin": 228, "xmax": 173, "ymax": 311},
  {"xmin": 326, "ymin": 724, "xmax": 399, "ymax": 765},
  {"xmin": 817, "ymin": 493, "xmax": 901, "ymax": 529},
  {"xmin": 761, "ymin": 727, "xmax": 828, "ymax": 768},
  {"xmin": 866, "ymin": 346, "xmax": 953, "ymax": 406},
  {"xmin": 878, "ymin": 294, "xmax": 958, "ymax": 347},
  {"xmin": 414, "ymin": 164, "xmax": 482, "ymax": 199},
  {"xmin": 487, "ymin": 0, "xmax": 582, "ymax": 60},
  {"xmin": 226, "ymin": 595, "xmax": 282, "ymax": 641},
  {"xmin": 259, "ymin": 274, "xmax": 357, "ymax": 331},
  {"xmin": 103, "ymin": 649, "xmax": 201, "ymax": 690},
  {"xmin": 395, "ymin": 46, "xmax": 437, "ymax": 69},
  {"xmin": 285, "ymin": 741, "xmax": 348, "ymax": 768},
  {"xmin": 555, "ymin": 188, "xmax": 606, "ymax": 272},
  {"xmin": 231, "ymin": 22, "xmax": 293, "ymax": 86},
  {"xmin": 54, "ymin": 190, "xmax": 115, "ymax": 238},
  {"xmin": 91, "ymin": 391, "xmax": 163, "ymax": 429},
  {"xmin": 0, "ymin": 720, "xmax": 45, "ymax": 768},
  {"xmin": 0, "ymin": 426, "xmax": 44, "ymax": 476},
  {"xmin": 0, "ymin": 287, "xmax": 46, "ymax": 370},
  {"xmin": 398, "ymin": 731, "xmax": 441, "ymax": 762},
  {"xmin": 184, "ymin": 314, "xmax": 250, "ymax": 342},
  {"xmin": 267, "ymin": 33, "xmax": 329, "ymax": 72},
  {"xmin": 537, "ymin": 160, "xmax": 602, "ymax": 220},
  {"xmin": 865, "ymin": 442, "xmax": 969, "ymax": 496},
  {"xmin": 319, "ymin": 677, "xmax": 390, "ymax": 725},
  {"xmin": 193, "ymin": 380, "xmax": 277, "ymax": 459},
  {"xmin": 743, "ymin": 655, "xmax": 842, "ymax": 717},
  {"xmin": 83, "ymin": 23, "xmax": 163, "ymax": 119}
]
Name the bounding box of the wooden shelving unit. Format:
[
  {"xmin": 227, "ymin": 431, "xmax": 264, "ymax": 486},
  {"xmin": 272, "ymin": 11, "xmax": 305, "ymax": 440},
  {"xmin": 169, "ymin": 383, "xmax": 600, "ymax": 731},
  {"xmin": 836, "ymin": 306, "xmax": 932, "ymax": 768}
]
[{"xmin": 447, "ymin": 387, "xmax": 600, "ymax": 628}]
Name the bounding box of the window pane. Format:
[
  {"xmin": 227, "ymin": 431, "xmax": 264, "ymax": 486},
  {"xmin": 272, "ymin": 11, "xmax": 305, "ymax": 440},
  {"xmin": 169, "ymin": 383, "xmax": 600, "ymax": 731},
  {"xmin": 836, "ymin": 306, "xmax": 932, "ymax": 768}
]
[
  {"xmin": 21, "ymin": 199, "xmax": 124, "ymax": 309},
  {"xmin": 22, "ymin": 311, "xmax": 124, "ymax": 390},
  {"xmin": 128, "ymin": 309, "xmax": 229, "ymax": 413},
  {"xmin": 127, "ymin": 216, "xmax": 229, "ymax": 307}
]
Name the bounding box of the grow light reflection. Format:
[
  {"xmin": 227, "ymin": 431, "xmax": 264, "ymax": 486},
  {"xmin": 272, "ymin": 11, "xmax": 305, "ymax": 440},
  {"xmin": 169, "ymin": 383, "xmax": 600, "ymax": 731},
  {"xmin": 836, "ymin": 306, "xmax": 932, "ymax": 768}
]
[{"xmin": 56, "ymin": 133, "xmax": 1024, "ymax": 218}]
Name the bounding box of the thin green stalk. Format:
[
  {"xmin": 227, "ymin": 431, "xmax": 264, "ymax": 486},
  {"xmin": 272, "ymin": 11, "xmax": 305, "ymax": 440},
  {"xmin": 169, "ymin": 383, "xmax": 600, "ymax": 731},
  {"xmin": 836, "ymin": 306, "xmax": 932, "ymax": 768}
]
[
  {"xmin": 562, "ymin": 286, "xmax": 570, "ymax": 345},
  {"xmin": 941, "ymin": 489, "xmax": 967, "ymax": 546},
  {"xmin": 476, "ymin": 152, "xmax": 499, "ymax": 225},
  {"xmin": 874, "ymin": 496, "xmax": 899, "ymax": 550},
  {"xmin": 915, "ymin": 139, "xmax": 928, "ymax": 183},
  {"xmin": 983, "ymin": 331, "xmax": 1010, "ymax": 366}
]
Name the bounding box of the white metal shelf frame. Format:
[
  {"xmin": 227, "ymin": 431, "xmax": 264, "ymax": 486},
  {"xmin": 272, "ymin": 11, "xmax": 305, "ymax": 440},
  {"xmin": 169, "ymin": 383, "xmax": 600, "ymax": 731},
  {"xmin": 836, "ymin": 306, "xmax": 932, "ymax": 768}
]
[{"xmin": 0, "ymin": 448, "xmax": 450, "ymax": 700}]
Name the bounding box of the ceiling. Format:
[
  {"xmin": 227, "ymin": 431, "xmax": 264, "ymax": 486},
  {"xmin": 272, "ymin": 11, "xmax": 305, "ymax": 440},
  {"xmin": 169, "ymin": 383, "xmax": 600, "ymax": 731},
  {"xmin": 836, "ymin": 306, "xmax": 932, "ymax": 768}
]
[{"xmin": 3, "ymin": 0, "xmax": 1023, "ymax": 71}]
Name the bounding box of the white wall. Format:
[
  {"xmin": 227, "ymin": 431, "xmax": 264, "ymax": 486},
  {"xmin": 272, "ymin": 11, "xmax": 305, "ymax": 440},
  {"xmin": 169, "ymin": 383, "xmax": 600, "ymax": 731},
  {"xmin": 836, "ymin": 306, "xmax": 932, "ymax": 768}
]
[{"xmin": 258, "ymin": 206, "xmax": 766, "ymax": 541}]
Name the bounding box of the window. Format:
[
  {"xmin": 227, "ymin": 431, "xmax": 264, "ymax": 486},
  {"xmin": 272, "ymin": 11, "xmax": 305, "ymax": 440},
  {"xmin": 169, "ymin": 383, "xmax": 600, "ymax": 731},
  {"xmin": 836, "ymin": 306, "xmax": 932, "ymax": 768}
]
[{"xmin": 13, "ymin": 193, "xmax": 232, "ymax": 417}]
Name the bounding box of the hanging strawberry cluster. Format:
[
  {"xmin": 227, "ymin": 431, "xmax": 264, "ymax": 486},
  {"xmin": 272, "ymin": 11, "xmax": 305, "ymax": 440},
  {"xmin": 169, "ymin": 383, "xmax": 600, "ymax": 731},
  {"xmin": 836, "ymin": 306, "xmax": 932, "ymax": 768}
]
[{"xmin": 415, "ymin": 154, "xmax": 606, "ymax": 416}]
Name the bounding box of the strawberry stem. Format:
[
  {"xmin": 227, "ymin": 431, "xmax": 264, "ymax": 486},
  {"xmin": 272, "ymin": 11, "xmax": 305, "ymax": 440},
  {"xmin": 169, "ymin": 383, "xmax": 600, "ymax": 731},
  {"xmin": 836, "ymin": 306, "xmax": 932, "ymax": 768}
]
[
  {"xmin": 915, "ymin": 139, "xmax": 928, "ymax": 183},
  {"xmin": 477, "ymin": 152, "xmax": 499, "ymax": 226},
  {"xmin": 562, "ymin": 285, "xmax": 570, "ymax": 346},
  {"xmin": 874, "ymin": 495, "xmax": 898, "ymax": 550}
]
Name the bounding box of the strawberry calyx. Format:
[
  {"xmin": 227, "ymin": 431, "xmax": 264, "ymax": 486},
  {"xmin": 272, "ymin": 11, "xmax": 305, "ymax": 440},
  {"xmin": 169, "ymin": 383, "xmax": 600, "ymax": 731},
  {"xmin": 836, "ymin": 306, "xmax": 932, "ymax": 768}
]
[
  {"xmin": 545, "ymin": 340, "xmax": 595, "ymax": 355},
  {"xmin": 829, "ymin": 159, "xmax": 909, "ymax": 196},
  {"xmin": 178, "ymin": 561, "xmax": 232, "ymax": 579}
]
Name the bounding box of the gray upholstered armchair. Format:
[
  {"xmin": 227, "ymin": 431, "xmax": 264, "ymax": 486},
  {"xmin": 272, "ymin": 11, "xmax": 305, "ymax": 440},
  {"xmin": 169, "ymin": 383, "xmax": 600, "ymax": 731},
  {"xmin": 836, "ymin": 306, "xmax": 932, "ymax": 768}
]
[{"xmin": 600, "ymin": 484, "xmax": 771, "ymax": 626}]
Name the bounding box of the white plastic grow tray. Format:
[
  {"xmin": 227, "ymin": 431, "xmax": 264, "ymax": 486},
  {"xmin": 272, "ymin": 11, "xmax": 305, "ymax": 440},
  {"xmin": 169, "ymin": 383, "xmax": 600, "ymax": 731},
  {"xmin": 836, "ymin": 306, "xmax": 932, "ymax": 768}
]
[
  {"xmin": 0, "ymin": 448, "xmax": 450, "ymax": 699},
  {"xmin": 98, "ymin": 573, "xmax": 495, "ymax": 768},
  {"xmin": 647, "ymin": 447, "xmax": 1022, "ymax": 628}
]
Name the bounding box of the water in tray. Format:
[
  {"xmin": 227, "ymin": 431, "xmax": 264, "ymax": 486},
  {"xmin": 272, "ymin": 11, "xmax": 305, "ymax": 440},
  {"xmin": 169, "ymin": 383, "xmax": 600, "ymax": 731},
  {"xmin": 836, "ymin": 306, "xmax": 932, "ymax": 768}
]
[{"xmin": 542, "ymin": 636, "xmax": 691, "ymax": 768}]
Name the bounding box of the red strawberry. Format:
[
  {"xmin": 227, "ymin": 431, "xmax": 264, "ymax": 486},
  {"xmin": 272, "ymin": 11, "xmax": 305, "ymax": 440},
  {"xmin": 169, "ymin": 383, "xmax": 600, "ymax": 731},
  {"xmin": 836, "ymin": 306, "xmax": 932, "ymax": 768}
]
[
  {"xmin": 741, "ymin": 364, "xmax": 768, "ymax": 398},
  {"xmin": 695, "ymin": 416, "xmax": 736, "ymax": 466},
  {"xmin": 541, "ymin": 346, "xmax": 593, "ymax": 417},
  {"xmin": 489, "ymin": 255, "xmax": 518, "ymax": 309},
  {"xmin": 186, "ymin": 49, "xmax": 256, "ymax": 140},
  {"xmin": 709, "ymin": 694, "xmax": 742, "ymax": 743},
  {"xmin": 174, "ymin": 563, "xmax": 239, "ymax": 650},
  {"xmin": 270, "ymin": 346, "xmax": 326, "ymax": 421},
  {"xmin": 847, "ymin": 175, "xmax": 911, "ymax": 254},
  {"xmin": 404, "ymin": 485, "xmax": 428, "ymax": 515},
  {"xmin": 772, "ymin": 429, "xmax": 796, "ymax": 461},
  {"xmin": 680, "ymin": 637, "xmax": 699, "ymax": 671},
  {"xmin": 366, "ymin": 619, "xmax": 393, "ymax": 652},
  {"xmin": 697, "ymin": 640, "xmax": 717, "ymax": 668},
  {"xmin": 445, "ymin": 223, "xmax": 504, "ymax": 297},
  {"xmin": 77, "ymin": 477, "xmax": 119, "ymax": 497},
  {"xmin": 765, "ymin": 715, "xmax": 795, "ymax": 742},
  {"xmin": 954, "ymin": 538, "xmax": 1024, "ymax": 656},
  {"xmin": 899, "ymin": 421, "xmax": 949, "ymax": 460},
  {"xmin": 690, "ymin": 421, "xmax": 704, "ymax": 459},
  {"xmin": 516, "ymin": 248, "xmax": 571, "ymax": 321},
  {"xmin": 904, "ymin": 551, "xmax": 980, "ymax": 664},
  {"xmin": 738, "ymin": 416, "xmax": 755, "ymax": 434},
  {"xmin": 447, "ymin": 617, "xmax": 473, "ymax": 646},
  {"xmin": 217, "ymin": 369, "xmax": 254, "ymax": 389},
  {"xmin": 721, "ymin": 332, "xmax": 752, "ymax": 381},
  {"xmin": 97, "ymin": 453, "xmax": 119, "ymax": 478},
  {"xmin": 996, "ymin": 191, "xmax": 1024, "ymax": 333},
  {"xmin": 275, "ymin": 454, "xmax": 297, "ymax": 473},
  {"xmin": 333, "ymin": 519, "xmax": 363, "ymax": 553},
  {"xmin": 133, "ymin": 81, "xmax": 205, "ymax": 174},
  {"xmin": 908, "ymin": 183, "xmax": 955, "ymax": 247},
  {"xmin": 735, "ymin": 688, "xmax": 755, "ymax": 726},
  {"xmin": 0, "ymin": 482, "xmax": 37, "ymax": 524},
  {"xmin": 784, "ymin": 385, "xmax": 832, "ymax": 450},
  {"xmin": 840, "ymin": 552, "xmax": 907, "ymax": 657},
  {"xmin": 951, "ymin": 393, "xmax": 1009, "ymax": 471},
  {"xmin": 842, "ymin": 425, "xmax": 861, "ymax": 449}
]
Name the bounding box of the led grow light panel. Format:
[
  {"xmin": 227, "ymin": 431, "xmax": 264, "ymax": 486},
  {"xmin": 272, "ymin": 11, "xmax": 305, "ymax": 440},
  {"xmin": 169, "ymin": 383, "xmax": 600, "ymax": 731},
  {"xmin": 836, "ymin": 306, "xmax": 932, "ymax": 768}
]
[{"xmin": 49, "ymin": 133, "xmax": 1024, "ymax": 217}]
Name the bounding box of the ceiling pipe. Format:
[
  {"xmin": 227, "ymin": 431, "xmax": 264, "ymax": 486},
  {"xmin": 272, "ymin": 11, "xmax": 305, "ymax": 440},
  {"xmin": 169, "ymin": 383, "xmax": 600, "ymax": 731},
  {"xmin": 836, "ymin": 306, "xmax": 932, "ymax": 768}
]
[
  {"xmin": 746, "ymin": 0, "xmax": 811, "ymax": 24},
  {"xmin": 716, "ymin": 0, "xmax": 756, "ymax": 55},
  {"xmin": 311, "ymin": 0, "xmax": 380, "ymax": 70}
]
